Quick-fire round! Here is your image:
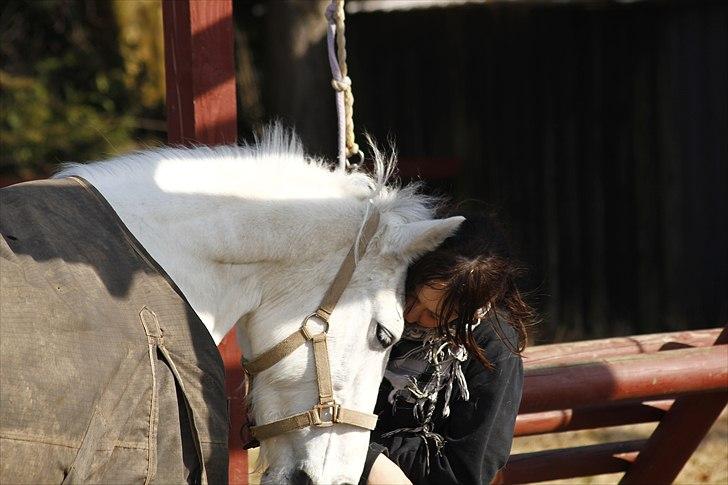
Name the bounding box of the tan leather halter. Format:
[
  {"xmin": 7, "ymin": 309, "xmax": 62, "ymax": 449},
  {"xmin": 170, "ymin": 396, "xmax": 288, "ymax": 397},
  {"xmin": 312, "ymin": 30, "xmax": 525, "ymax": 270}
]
[{"xmin": 242, "ymin": 210, "xmax": 381, "ymax": 441}]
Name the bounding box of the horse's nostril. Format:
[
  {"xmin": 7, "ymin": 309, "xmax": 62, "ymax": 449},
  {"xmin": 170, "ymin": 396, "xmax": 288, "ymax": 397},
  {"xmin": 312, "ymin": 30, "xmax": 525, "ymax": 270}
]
[{"xmin": 291, "ymin": 468, "xmax": 313, "ymax": 485}]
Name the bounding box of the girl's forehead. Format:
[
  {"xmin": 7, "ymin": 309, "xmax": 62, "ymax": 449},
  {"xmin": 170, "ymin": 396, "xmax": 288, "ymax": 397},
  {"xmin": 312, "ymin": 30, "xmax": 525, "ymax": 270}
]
[
  {"xmin": 417, "ymin": 283, "xmax": 448, "ymax": 311},
  {"xmin": 414, "ymin": 282, "xmax": 459, "ymax": 323}
]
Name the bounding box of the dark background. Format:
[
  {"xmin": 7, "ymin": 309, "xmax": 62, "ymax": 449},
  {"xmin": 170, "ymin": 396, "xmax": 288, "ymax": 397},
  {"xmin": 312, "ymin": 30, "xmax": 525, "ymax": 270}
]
[{"xmin": 353, "ymin": 1, "xmax": 728, "ymax": 342}]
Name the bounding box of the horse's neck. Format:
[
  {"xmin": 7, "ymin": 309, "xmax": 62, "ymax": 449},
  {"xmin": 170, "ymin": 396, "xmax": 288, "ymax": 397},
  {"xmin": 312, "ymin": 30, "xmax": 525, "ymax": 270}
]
[{"xmin": 67, "ymin": 158, "xmax": 364, "ymax": 344}]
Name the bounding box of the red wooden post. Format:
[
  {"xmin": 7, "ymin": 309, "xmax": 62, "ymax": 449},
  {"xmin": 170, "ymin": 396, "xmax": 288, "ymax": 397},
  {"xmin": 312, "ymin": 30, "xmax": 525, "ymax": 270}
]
[
  {"xmin": 163, "ymin": 0, "xmax": 238, "ymax": 145},
  {"xmin": 161, "ymin": 1, "xmax": 247, "ymax": 484}
]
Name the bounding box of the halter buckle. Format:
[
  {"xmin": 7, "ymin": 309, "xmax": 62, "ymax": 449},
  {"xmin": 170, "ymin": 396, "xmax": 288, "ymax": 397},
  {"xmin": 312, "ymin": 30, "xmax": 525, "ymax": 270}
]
[{"xmin": 310, "ymin": 402, "xmax": 339, "ymax": 427}]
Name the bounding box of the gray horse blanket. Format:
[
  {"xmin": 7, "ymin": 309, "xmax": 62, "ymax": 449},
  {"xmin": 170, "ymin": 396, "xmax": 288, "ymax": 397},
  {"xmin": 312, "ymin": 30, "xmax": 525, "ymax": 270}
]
[{"xmin": 0, "ymin": 177, "xmax": 228, "ymax": 484}]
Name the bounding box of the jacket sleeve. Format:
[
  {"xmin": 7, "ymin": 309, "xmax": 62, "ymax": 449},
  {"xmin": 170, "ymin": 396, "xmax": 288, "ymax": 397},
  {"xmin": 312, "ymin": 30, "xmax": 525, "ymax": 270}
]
[{"xmin": 385, "ymin": 339, "xmax": 523, "ymax": 485}]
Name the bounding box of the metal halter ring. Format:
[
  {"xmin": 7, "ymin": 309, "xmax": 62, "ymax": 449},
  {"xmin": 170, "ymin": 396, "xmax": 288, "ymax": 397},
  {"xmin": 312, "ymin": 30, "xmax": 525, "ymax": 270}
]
[{"xmin": 300, "ymin": 313, "xmax": 329, "ymax": 340}]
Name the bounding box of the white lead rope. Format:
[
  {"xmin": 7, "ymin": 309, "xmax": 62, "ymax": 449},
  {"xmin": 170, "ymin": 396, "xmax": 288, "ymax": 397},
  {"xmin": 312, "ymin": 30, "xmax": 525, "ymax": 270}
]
[{"xmin": 326, "ymin": 0, "xmax": 361, "ymax": 171}]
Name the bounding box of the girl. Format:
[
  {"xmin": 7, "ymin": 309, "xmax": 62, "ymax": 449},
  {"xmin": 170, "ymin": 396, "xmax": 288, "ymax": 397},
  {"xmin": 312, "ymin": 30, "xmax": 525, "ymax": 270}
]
[{"xmin": 362, "ymin": 211, "xmax": 535, "ymax": 485}]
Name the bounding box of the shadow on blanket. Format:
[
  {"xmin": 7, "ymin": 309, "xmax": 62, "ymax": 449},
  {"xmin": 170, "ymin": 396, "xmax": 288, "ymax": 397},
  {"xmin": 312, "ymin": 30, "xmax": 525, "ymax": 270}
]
[{"xmin": 0, "ymin": 178, "xmax": 228, "ymax": 484}]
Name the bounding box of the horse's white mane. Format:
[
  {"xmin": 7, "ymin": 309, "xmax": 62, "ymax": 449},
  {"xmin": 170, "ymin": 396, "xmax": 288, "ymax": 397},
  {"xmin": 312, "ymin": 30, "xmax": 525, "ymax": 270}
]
[{"xmin": 56, "ymin": 124, "xmax": 435, "ymax": 229}]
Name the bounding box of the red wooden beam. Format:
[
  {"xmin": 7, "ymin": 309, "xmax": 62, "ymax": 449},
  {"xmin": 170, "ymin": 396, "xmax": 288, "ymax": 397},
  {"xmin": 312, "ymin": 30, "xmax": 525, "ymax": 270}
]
[
  {"xmin": 520, "ymin": 345, "xmax": 728, "ymax": 413},
  {"xmin": 494, "ymin": 440, "xmax": 645, "ymax": 484},
  {"xmin": 523, "ymin": 327, "xmax": 723, "ymax": 368},
  {"xmin": 161, "ymin": 1, "xmax": 246, "ymax": 484},
  {"xmin": 514, "ymin": 400, "xmax": 673, "ymax": 437}
]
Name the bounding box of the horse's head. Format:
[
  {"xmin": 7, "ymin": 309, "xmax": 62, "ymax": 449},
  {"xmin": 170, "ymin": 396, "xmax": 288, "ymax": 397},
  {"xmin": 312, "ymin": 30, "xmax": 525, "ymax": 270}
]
[{"xmin": 243, "ymin": 182, "xmax": 463, "ymax": 484}]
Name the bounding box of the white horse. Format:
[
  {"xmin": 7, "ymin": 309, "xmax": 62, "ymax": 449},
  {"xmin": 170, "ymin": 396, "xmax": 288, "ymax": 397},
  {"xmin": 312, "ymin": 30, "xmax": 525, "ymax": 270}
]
[{"xmin": 56, "ymin": 127, "xmax": 463, "ymax": 484}]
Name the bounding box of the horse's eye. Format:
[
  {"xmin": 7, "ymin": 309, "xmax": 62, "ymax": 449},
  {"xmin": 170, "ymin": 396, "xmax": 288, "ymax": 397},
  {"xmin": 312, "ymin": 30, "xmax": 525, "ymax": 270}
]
[{"xmin": 376, "ymin": 323, "xmax": 394, "ymax": 348}]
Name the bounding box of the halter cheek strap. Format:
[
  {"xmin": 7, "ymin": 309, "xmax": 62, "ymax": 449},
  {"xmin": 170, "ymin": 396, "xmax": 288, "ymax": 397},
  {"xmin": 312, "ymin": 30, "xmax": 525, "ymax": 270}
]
[{"xmin": 242, "ymin": 210, "xmax": 381, "ymax": 441}]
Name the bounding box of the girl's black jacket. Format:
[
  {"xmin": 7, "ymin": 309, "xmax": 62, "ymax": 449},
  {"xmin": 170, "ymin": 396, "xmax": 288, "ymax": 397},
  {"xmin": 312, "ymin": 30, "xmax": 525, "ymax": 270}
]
[{"xmin": 360, "ymin": 316, "xmax": 523, "ymax": 485}]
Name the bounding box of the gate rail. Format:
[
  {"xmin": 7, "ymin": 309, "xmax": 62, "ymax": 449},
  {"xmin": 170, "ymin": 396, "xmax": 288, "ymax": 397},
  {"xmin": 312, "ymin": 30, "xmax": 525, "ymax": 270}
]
[{"xmin": 494, "ymin": 326, "xmax": 728, "ymax": 484}]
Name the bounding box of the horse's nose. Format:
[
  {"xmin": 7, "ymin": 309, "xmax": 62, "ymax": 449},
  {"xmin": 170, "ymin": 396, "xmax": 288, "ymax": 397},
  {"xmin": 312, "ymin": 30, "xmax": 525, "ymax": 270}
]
[{"xmin": 291, "ymin": 468, "xmax": 313, "ymax": 485}]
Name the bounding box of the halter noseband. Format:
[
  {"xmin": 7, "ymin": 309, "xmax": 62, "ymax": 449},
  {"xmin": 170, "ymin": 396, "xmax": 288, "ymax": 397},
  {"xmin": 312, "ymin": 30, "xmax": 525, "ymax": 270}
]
[{"xmin": 242, "ymin": 210, "xmax": 381, "ymax": 442}]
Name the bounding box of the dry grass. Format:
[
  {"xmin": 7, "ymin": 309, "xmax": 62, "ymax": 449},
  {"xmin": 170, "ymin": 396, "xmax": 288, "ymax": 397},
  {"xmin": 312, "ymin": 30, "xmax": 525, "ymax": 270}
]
[{"xmin": 245, "ymin": 408, "xmax": 727, "ymax": 484}]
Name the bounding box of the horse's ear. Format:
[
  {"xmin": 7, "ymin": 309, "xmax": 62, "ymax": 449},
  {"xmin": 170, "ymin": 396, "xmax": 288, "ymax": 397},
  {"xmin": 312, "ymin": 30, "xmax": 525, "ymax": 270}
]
[{"xmin": 383, "ymin": 216, "xmax": 465, "ymax": 259}]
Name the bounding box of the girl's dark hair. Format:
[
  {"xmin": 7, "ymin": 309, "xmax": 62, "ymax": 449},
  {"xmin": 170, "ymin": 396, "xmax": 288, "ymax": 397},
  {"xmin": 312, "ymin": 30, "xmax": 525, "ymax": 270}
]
[{"xmin": 405, "ymin": 209, "xmax": 535, "ymax": 369}]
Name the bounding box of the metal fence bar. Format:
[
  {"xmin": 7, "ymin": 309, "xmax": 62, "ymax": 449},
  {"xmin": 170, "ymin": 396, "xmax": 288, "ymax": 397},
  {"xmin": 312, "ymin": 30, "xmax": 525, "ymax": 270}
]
[
  {"xmin": 502, "ymin": 326, "xmax": 728, "ymax": 484},
  {"xmin": 514, "ymin": 399, "xmax": 672, "ymax": 437},
  {"xmin": 494, "ymin": 440, "xmax": 645, "ymax": 484},
  {"xmin": 523, "ymin": 327, "xmax": 723, "ymax": 368},
  {"xmin": 521, "ymin": 344, "xmax": 728, "ymax": 413}
]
